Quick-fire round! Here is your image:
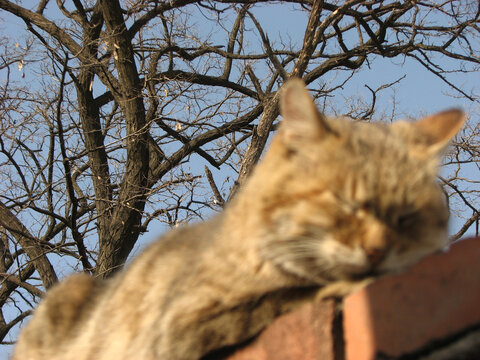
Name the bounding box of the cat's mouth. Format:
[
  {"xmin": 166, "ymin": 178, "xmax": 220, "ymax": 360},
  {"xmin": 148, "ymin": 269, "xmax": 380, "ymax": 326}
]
[
  {"xmin": 340, "ymin": 260, "xmax": 393, "ymax": 280},
  {"xmin": 342, "ymin": 268, "xmax": 379, "ymax": 281},
  {"xmin": 358, "ymin": 267, "xmax": 386, "ymax": 278},
  {"xmin": 318, "ymin": 263, "xmax": 382, "ymax": 283}
]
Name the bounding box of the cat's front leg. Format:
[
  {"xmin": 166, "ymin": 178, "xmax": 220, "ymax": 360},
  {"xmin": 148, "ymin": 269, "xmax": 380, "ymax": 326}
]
[{"xmin": 158, "ymin": 286, "xmax": 320, "ymax": 360}]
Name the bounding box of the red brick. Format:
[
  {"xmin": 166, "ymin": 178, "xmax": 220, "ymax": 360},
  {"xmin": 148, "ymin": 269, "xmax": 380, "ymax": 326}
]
[
  {"xmin": 225, "ymin": 299, "xmax": 337, "ymax": 360},
  {"xmin": 344, "ymin": 237, "xmax": 480, "ymax": 360}
]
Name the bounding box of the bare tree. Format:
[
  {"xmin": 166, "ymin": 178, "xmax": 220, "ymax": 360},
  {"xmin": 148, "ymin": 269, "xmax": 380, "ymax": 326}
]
[{"xmin": 0, "ymin": 0, "xmax": 478, "ymax": 347}]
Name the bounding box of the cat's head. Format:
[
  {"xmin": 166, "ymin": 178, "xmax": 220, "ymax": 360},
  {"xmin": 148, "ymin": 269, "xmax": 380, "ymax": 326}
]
[{"xmin": 256, "ymin": 78, "xmax": 464, "ymax": 284}]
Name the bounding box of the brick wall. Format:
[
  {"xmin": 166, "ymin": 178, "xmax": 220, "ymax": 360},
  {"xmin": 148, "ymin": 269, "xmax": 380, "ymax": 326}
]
[{"xmin": 218, "ymin": 237, "xmax": 480, "ymax": 360}]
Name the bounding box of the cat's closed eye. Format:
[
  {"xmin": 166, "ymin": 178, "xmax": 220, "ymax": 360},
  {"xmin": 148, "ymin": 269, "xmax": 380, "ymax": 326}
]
[{"xmin": 395, "ymin": 211, "xmax": 419, "ymax": 229}]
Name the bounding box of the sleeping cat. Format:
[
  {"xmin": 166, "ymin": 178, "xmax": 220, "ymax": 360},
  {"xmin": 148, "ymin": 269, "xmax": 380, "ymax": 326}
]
[{"xmin": 12, "ymin": 79, "xmax": 464, "ymax": 360}]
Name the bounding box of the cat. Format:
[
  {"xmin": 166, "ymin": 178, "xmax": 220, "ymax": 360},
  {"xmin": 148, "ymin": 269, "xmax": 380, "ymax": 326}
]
[{"xmin": 12, "ymin": 78, "xmax": 464, "ymax": 360}]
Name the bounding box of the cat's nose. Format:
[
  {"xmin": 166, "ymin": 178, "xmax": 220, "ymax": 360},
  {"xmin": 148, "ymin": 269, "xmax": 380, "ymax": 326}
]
[{"xmin": 365, "ymin": 247, "xmax": 387, "ymax": 267}]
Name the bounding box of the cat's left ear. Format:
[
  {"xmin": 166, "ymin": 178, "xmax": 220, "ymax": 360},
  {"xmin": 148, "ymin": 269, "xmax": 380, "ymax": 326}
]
[
  {"xmin": 414, "ymin": 109, "xmax": 465, "ymax": 155},
  {"xmin": 279, "ymin": 78, "xmax": 330, "ymax": 147}
]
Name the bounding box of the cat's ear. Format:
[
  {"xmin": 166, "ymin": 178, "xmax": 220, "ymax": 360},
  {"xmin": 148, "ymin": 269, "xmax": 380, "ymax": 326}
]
[
  {"xmin": 413, "ymin": 109, "xmax": 465, "ymax": 154},
  {"xmin": 279, "ymin": 78, "xmax": 330, "ymax": 146}
]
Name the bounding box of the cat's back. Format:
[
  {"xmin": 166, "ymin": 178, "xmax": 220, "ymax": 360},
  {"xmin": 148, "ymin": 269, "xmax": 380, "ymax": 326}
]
[
  {"xmin": 12, "ymin": 219, "xmax": 222, "ymax": 360},
  {"xmin": 12, "ymin": 273, "xmax": 105, "ymax": 360}
]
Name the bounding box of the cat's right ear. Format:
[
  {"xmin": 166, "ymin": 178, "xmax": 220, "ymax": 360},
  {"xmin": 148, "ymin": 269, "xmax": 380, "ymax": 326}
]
[
  {"xmin": 279, "ymin": 78, "xmax": 330, "ymax": 146},
  {"xmin": 414, "ymin": 109, "xmax": 465, "ymax": 155}
]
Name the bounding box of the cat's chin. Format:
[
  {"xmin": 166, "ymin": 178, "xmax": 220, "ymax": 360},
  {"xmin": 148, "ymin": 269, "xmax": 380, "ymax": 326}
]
[
  {"xmin": 355, "ymin": 267, "xmax": 397, "ymax": 279},
  {"xmin": 375, "ymin": 245, "xmax": 445, "ymax": 275},
  {"xmin": 330, "ymin": 260, "xmax": 405, "ymax": 281}
]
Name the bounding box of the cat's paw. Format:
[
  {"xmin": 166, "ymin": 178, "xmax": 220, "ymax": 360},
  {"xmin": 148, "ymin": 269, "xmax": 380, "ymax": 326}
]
[{"xmin": 314, "ymin": 278, "xmax": 374, "ymax": 300}]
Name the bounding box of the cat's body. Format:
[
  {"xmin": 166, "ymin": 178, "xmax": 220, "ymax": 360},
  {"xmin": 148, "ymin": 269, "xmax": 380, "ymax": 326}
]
[
  {"xmin": 14, "ymin": 218, "xmax": 322, "ymax": 360},
  {"xmin": 12, "ymin": 79, "xmax": 464, "ymax": 360}
]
